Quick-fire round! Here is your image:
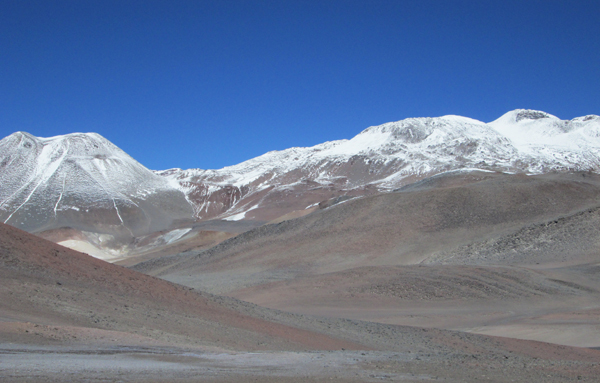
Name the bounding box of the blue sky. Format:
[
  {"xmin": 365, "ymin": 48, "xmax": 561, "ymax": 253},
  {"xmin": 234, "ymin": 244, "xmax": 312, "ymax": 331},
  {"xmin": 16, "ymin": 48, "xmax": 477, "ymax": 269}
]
[{"xmin": 1, "ymin": 0, "xmax": 599, "ymax": 170}]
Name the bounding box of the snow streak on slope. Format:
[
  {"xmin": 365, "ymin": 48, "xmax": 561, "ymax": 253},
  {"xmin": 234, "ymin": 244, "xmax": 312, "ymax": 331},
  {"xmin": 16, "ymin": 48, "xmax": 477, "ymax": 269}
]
[
  {"xmin": 0, "ymin": 132, "xmax": 194, "ymax": 238},
  {"xmin": 159, "ymin": 110, "xmax": 600, "ymax": 221}
]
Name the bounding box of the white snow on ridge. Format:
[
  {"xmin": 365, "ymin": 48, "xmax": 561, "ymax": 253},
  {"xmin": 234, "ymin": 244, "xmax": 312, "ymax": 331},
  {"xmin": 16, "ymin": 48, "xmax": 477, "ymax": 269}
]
[
  {"xmin": 154, "ymin": 109, "xmax": 600, "ymax": 222},
  {"xmin": 489, "ymin": 110, "xmax": 599, "ymax": 146},
  {"xmin": 325, "ymin": 129, "xmax": 391, "ymax": 156},
  {"xmin": 2, "ymin": 109, "xmax": 599, "ymax": 236},
  {"xmin": 171, "ymin": 109, "xmax": 599, "ymax": 184}
]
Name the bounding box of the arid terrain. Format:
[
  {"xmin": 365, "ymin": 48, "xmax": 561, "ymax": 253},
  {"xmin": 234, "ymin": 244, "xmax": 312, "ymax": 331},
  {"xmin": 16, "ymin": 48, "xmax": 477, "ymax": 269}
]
[{"xmin": 2, "ymin": 171, "xmax": 600, "ymax": 381}]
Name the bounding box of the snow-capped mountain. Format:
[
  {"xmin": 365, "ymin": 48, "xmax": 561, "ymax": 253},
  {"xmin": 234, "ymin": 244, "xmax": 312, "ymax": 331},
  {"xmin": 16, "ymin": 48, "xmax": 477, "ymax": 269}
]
[
  {"xmin": 1, "ymin": 109, "xmax": 598, "ymax": 258},
  {"xmin": 159, "ymin": 109, "xmax": 600, "ymax": 222},
  {"xmin": 0, "ymin": 132, "xmax": 194, "ymax": 242}
]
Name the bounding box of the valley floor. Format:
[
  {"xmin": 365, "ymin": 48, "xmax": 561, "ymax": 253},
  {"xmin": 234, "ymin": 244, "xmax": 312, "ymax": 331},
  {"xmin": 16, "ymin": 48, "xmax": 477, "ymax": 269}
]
[{"xmin": 2, "ymin": 343, "xmax": 600, "ymax": 383}]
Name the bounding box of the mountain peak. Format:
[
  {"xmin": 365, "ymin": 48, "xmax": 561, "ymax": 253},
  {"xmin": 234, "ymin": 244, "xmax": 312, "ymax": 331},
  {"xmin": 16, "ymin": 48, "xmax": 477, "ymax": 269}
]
[
  {"xmin": 0, "ymin": 131, "xmax": 194, "ymax": 243},
  {"xmin": 491, "ymin": 109, "xmax": 559, "ymax": 125},
  {"xmin": 10, "ymin": 131, "xmax": 36, "ymax": 139},
  {"xmin": 572, "ymin": 114, "xmax": 600, "ymax": 123},
  {"xmin": 514, "ymin": 109, "xmax": 554, "ymax": 122}
]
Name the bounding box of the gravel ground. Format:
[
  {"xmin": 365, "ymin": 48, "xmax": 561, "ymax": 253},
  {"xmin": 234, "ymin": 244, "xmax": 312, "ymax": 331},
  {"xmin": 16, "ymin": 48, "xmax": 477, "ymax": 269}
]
[{"xmin": 2, "ymin": 343, "xmax": 599, "ymax": 383}]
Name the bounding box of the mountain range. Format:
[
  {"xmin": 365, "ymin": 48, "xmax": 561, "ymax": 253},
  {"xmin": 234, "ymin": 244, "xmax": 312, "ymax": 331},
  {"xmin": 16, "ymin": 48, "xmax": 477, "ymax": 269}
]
[
  {"xmin": 160, "ymin": 109, "xmax": 600, "ymax": 222},
  {"xmin": 1, "ymin": 109, "xmax": 598, "ymax": 258},
  {"xmin": 3, "ymin": 108, "xmax": 600, "ymax": 381}
]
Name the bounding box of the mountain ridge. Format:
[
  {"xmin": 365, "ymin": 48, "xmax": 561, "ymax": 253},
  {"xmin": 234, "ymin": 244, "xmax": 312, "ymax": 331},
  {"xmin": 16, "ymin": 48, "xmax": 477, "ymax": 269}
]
[
  {"xmin": 1, "ymin": 109, "xmax": 598, "ymax": 258},
  {"xmin": 160, "ymin": 109, "xmax": 600, "ymax": 222}
]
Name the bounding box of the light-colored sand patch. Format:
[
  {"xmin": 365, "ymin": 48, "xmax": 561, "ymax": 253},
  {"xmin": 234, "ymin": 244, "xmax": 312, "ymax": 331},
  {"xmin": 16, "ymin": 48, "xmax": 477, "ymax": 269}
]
[{"xmin": 56, "ymin": 239, "xmax": 116, "ymax": 260}]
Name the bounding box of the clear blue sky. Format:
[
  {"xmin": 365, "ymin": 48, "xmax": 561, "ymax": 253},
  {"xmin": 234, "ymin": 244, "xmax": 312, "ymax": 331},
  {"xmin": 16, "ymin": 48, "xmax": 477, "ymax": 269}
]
[{"xmin": 1, "ymin": 0, "xmax": 599, "ymax": 170}]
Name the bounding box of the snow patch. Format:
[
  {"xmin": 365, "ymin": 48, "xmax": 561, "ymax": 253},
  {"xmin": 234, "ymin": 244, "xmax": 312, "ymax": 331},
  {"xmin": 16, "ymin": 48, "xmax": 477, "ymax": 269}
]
[
  {"xmin": 162, "ymin": 228, "xmax": 192, "ymax": 244},
  {"xmin": 223, "ymin": 211, "xmax": 247, "ymax": 221}
]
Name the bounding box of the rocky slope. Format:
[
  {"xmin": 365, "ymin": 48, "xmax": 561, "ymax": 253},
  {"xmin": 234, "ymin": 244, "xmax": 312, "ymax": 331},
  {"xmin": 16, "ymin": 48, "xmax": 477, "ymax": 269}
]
[
  {"xmin": 0, "ymin": 222, "xmax": 361, "ymax": 351},
  {"xmin": 136, "ymin": 171, "xmax": 600, "ymax": 292},
  {"xmin": 134, "ymin": 171, "xmax": 600, "ymax": 349}
]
